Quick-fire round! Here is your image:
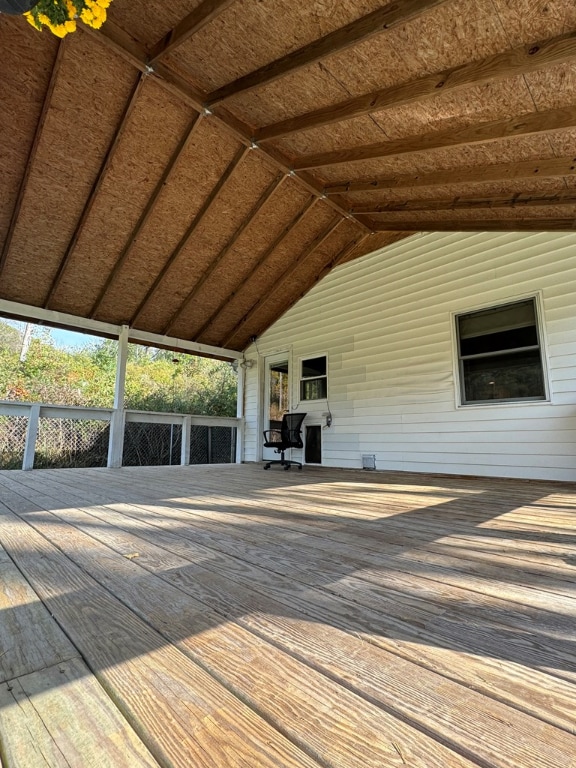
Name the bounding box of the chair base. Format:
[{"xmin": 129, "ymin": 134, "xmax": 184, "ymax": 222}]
[
  {"xmin": 263, "ymin": 458, "xmax": 303, "ymax": 471},
  {"xmin": 263, "ymin": 448, "xmax": 302, "ymax": 470}
]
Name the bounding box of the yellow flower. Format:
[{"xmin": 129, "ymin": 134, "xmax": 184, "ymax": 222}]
[{"xmin": 24, "ymin": 12, "xmax": 42, "ymax": 30}]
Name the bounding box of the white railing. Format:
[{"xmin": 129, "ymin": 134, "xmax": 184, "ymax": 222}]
[{"xmin": 0, "ymin": 400, "xmax": 241, "ymax": 470}]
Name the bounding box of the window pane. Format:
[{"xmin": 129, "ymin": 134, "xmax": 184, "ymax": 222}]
[
  {"xmin": 301, "ymin": 377, "xmax": 327, "ymax": 400},
  {"xmin": 302, "ymin": 357, "xmax": 326, "ymax": 378},
  {"xmin": 462, "ymin": 350, "xmax": 545, "ymax": 402},
  {"xmin": 458, "ymin": 300, "xmax": 535, "ymax": 339},
  {"xmin": 460, "ymin": 325, "xmax": 538, "ymax": 356}
]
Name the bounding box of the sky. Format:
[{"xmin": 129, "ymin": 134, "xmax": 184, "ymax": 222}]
[{"xmin": 2, "ymin": 318, "xmax": 101, "ymax": 350}]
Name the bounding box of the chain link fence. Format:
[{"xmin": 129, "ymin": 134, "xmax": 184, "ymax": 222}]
[
  {"xmin": 190, "ymin": 425, "xmax": 236, "ymax": 464},
  {"xmin": 123, "ymin": 422, "xmax": 182, "ymax": 467},
  {"xmin": 34, "ymin": 418, "xmax": 110, "ymax": 469},
  {"xmin": 0, "ymin": 410, "xmax": 237, "ymax": 469},
  {"xmin": 0, "ymin": 416, "xmax": 28, "ymax": 469}
]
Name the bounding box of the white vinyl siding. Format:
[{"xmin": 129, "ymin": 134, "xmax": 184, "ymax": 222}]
[{"xmin": 243, "ymin": 231, "xmax": 576, "ymax": 481}]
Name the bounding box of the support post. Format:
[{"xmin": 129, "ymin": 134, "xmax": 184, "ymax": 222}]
[
  {"xmin": 22, "ymin": 404, "xmax": 40, "ymax": 471},
  {"xmin": 181, "ymin": 415, "xmax": 191, "ymax": 465},
  {"xmin": 107, "ymin": 325, "xmax": 129, "ymax": 468},
  {"xmin": 235, "ymin": 363, "xmax": 245, "ymax": 463}
]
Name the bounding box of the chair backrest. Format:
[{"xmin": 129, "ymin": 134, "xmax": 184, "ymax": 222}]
[{"xmin": 280, "ymin": 412, "xmax": 306, "ymax": 448}]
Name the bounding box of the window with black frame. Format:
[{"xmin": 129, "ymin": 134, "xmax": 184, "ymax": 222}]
[
  {"xmin": 456, "ymin": 298, "xmax": 547, "ymax": 405},
  {"xmin": 300, "ymin": 356, "xmax": 327, "ymax": 401}
]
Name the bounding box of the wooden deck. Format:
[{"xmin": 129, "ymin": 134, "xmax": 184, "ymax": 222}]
[{"xmin": 0, "ymin": 464, "xmax": 575, "ymax": 767}]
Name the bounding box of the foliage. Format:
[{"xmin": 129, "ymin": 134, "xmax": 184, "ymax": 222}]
[
  {"xmin": 25, "ymin": 0, "xmax": 111, "ymax": 37},
  {"xmin": 0, "ymin": 321, "xmax": 237, "ymax": 416}
]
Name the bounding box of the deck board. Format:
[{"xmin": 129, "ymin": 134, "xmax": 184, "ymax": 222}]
[{"xmin": 0, "ymin": 464, "xmax": 575, "ymax": 767}]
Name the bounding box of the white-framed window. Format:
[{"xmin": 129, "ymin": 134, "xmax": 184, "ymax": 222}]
[
  {"xmin": 455, "ymin": 296, "xmax": 548, "ymax": 405},
  {"xmin": 300, "ymin": 355, "xmax": 327, "ymax": 401}
]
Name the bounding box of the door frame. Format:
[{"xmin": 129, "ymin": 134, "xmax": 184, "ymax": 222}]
[{"xmin": 259, "ymin": 349, "xmax": 291, "ymax": 461}]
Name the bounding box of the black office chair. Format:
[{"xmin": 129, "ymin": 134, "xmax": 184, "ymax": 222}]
[{"xmin": 263, "ymin": 413, "xmax": 306, "ymax": 470}]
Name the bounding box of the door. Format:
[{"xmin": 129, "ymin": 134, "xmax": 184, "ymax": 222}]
[{"xmin": 263, "ymin": 353, "xmax": 290, "ymax": 461}]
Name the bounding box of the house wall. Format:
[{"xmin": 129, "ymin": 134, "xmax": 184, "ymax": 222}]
[{"xmin": 242, "ymin": 231, "xmax": 576, "ymax": 481}]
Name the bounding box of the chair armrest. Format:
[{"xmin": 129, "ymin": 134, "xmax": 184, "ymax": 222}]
[{"xmin": 263, "ymin": 429, "xmax": 282, "ymax": 444}]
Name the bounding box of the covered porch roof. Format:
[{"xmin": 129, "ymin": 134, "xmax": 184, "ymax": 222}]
[
  {"xmin": 2, "ymin": 0, "xmax": 576, "ymax": 352},
  {"xmin": 1, "ymin": 463, "xmax": 576, "ymax": 766}
]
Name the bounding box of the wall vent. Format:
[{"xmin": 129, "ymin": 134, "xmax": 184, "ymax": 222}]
[{"xmin": 362, "ymin": 454, "xmax": 376, "ymax": 470}]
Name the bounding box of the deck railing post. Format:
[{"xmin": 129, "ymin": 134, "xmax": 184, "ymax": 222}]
[
  {"xmin": 107, "ymin": 325, "xmax": 129, "ymax": 468},
  {"xmin": 22, "ymin": 403, "xmax": 40, "ymax": 470},
  {"xmin": 181, "ymin": 416, "xmax": 191, "ymax": 465}
]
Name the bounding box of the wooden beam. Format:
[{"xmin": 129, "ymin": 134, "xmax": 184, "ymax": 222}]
[
  {"xmin": 130, "ymin": 144, "xmax": 249, "ymax": 327},
  {"xmin": 148, "ymin": 0, "xmax": 236, "ymax": 63},
  {"xmin": 163, "ymin": 173, "xmax": 286, "ymax": 335},
  {"xmin": 43, "ymin": 73, "xmax": 145, "ymax": 309},
  {"xmin": 294, "ymin": 105, "xmax": 576, "ymax": 170},
  {"xmin": 222, "ymin": 217, "xmax": 342, "ymax": 347},
  {"xmin": 89, "ymin": 113, "xmax": 203, "ymax": 319},
  {"xmin": 256, "ymin": 31, "xmax": 576, "ymax": 142},
  {"xmin": 205, "ymin": 0, "xmax": 447, "ymax": 105},
  {"xmin": 324, "ymin": 154, "xmax": 576, "ymax": 194},
  {"xmin": 82, "ymin": 23, "xmax": 370, "ymax": 234},
  {"xmin": 350, "ymin": 190, "xmax": 576, "ymax": 214},
  {"xmin": 0, "ymin": 298, "xmax": 243, "ymax": 360},
  {"xmin": 0, "ymin": 39, "xmax": 66, "ymax": 280},
  {"xmin": 370, "ymin": 218, "xmax": 576, "ymax": 231},
  {"xmin": 193, "ymin": 197, "xmax": 318, "ymax": 341}
]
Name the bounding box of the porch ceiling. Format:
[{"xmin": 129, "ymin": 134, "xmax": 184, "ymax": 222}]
[{"xmin": 1, "ymin": 0, "xmax": 576, "ymax": 351}]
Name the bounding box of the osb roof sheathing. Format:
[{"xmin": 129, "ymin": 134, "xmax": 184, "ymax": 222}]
[{"xmin": 2, "ymin": 0, "xmax": 576, "ymax": 352}]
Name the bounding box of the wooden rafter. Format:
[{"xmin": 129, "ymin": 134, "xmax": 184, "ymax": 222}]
[
  {"xmin": 294, "ymin": 104, "xmax": 576, "ymax": 170},
  {"xmin": 324, "ymin": 155, "xmax": 576, "ymax": 195},
  {"xmin": 194, "ymin": 197, "xmax": 318, "ymax": 341},
  {"xmin": 350, "ymin": 190, "xmax": 576, "ymax": 214},
  {"xmin": 256, "ymin": 31, "xmax": 576, "ymax": 142},
  {"xmin": 148, "ymin": 0, "xmax": 236, "ymax": 64},
  {"xmin": 130, "ymin": 144, "xmax": 249, "ymax": 326},
  {"xmin": 43, "ymin": 73, "xmax": 146, "ymax": 309},
  {"xmin": 0, "ymin": 39, "xmax": 66, "ymax": 280},
  {"xmin": 82, "ymin": 22, "xmax": 370, "ymax": 234},
  {"xmin": 370, "ymin": 218, "xmax": 576, "ymax": 231},
  {"xmin": 205, "ymin": 0, "xmax": 447, "ymax": 105},
  {"xmin": 89, "ymin": 113, "xmax": 203, "ymax": 319},
  {"xmin": 221, "ymin": 217, "xmax": 342, "ymax": 347},
  {"xmin": 163, "ymin": 172, "xmax": 286, "ymax": 335}
]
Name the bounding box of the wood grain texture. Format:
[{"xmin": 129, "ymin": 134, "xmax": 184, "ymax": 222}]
[
  {"xmin": 0, "ymin": 464, "xmax": 575, "ymax": 768},
  {"xmin": 205, "ymin": 0, "xmax": 449, "ymax": 104},
  {"xmin": 0, "ymin": 539, "xmax": 78, "ymax": 683},
  {"xmin": 369, "ymin": 217, "xmax": 576, "ymax": 231},
  {"xmin": 324, "ymin": 154, "xmax": 576, "ymax": 194},
  {"xmin": 256, "ymin": 30, "xmax": 576, "ymax": 141},
  {"xmin": 0, "ymin": 499, "xmax": 322, "ymax": 768},
  {"xmin": 294, "ymin": 105, "xmax": 576, "ymax": 169},
  {"xmin": 130, "ymin": 144, "xmax": 249, "ymax": 326},
  {"xmin": 149, "ymin": 0, "xmax": 237, "ymax": 63},
  {"xmin": 350, "ymin": 189, "xmax": 576, "ymax": 213},
  {"xmin": 0, "ymin": 658, "xmax": 160, "ymax": 767},
  {"xmin": 0, "ymin": 38, "xmax": 65, "ymax": 280},
  {"xmin": 193, "ymin": 196, "xmax": 317, "ymax": 342}
]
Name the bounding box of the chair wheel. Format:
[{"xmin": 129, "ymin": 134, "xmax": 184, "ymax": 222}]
[
  {"xmin": 284, "ymin": 465, "xmax": 291, "ymax": 470},
  {"xmin": 263, "ymin": 464, "xmax": 270, "ymax": 470}
]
